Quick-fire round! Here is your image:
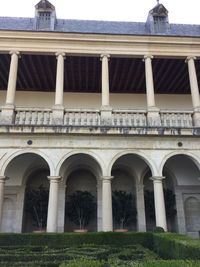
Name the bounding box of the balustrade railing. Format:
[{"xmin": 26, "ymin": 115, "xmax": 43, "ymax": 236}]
[
  {"xmin": 15, "ymin": 108, "xmax": 52, "ymax": 125},
  {"xmin": 0, "ymin": 107, "xmax": 195, "ymax": 128},
  {"xmin": 112, "ymin": 110, "xmax": 147, "ymax": 127},
  {"xmin": 160, "ymin": 110, "xmax": 193, "ymax": 128},
  {"xmin": 64, "ymin": 109, "xmax": 101, "ymax": 126}
]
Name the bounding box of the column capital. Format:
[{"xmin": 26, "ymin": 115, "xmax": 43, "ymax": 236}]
[
  {"xmin": 136, "ymin": 184, "xmax": 144, "ymax": 191},
  {"xmin": 143, "ymin": 55, "xmax": 154, "ymax": 61},
  {"xmin": 55, "ymin": 52, "xmax": 66, "ymax": 58},
  {"xmin": 0, "ymin": 176, "xmax": 8, "ymax": 183},
  {"xmin": 47, "ymin": 176, "xmax": 62, "ymax": 183},
  {"xmin": 9, "ymin": 51, "xmax": 20, "ymax": 57},
  {"xmin": 150, "ymin": 176, "xmax": 165, "ymax": 183},
  {"xmin": 100, "ymin": 54, "xmax": 110, "ymax": 61},
  {"xmin": 101, "ymin": 176, "xmax": 114, "ymax": 182},
  {"xmin": 185, "ymin": 56, "xmax": 196, "ymax": 63}
]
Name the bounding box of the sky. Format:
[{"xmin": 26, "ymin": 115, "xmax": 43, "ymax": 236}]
[{"xmin": 0, "ymin": 0, "xmax": 199, "ymax": 24}]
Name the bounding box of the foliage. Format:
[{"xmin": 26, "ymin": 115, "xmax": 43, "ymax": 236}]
[
  {"xmin": 24, "ymin": 185, "xmax": 49, "ymax": 229},
  {"xmin": 0, "ymin": 232, "xmax": 199, "ymax": 267},
  {"xmin": 65, "ymin": 191, "xmax": 96, "ymax": 229},
  {"xmin": 153, "ymin": 227, "xmax": 165, "ymax": 233},
  {"xmin": 152, "ymin": 233, "xmax": 200, "ymax": 260},
  {"xmin": 112, "ymin": 191, "xmax": 137, "ymax": 229},
  {"xmin": 60, "ymin": 258, "xmax": 105, "ymax": 267}
]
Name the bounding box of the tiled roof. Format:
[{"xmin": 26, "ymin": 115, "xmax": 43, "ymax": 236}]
[{"xmin": 0, "ymin": 17, "xmax": 200, "ymax": 37}]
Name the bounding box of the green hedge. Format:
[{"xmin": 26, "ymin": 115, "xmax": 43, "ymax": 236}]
[
  {"xmin": 152, "ymin": 233, "xmax": 200, "ymax": 259},
  {"xmin": 0, "ymin": 232, "xmax": 153, "ymax": 248}
]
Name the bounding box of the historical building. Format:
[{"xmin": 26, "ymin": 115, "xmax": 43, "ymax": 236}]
[{"xmin": 0, "ymin": 0, "xmax": 200, "ymax": 237}]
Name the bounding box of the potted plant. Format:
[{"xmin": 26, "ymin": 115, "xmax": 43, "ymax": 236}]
[
  {"xmin": 24, "ymin": 185, "xmax": 49, "ymax": 232},
  {"xmin": 112, "ymin": 190, "xmax": 137, "ymax": 231},
  {"xmin": 65, "ymin": 190, "xmax": 96, "ymax": 232}
]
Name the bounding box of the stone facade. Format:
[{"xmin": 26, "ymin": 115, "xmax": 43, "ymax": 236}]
[{"xmin": 0, "ymin": 1, "xmax": 200, "ymax": 236}]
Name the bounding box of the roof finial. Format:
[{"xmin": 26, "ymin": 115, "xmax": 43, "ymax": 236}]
[{"xmin": 157, "ymin": 0, "xmax": 160, "ymax": 4}]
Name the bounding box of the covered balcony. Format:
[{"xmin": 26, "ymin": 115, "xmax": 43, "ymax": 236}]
[{"xmin": 0, "ymin": 53, "xmax": 199, "ymax": 135}]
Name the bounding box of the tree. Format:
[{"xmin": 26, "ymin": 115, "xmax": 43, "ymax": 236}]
[
  {"xmin": 65, "ymin": 191, "xmax": 96, "ymax": 230},
  {"xmin": 24, "ymin": 185, "xmax": 49, "ymax": 230},
  {"xmin": 112, "ymin": 190, "xmax": 137, "ymax": 229}
]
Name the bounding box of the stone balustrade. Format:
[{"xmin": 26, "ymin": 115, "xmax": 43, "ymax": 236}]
[
  {"xmin": 112, "ymin": 109, "xmax": 147, "ymax": 127},
  {"xmin": 0, "ymin": 107, "xmax": 197, "ymax": 130},
  {"xmin": 64, "ymin": 109, "xmax": 100, "ymax": 126},
  {"xmin": 15, "ymin": 108, "xmax": 52, "ymax": 125},
  {"xmin": 160, "ymin": 110, "xmax": 193, "ymax": 128}
]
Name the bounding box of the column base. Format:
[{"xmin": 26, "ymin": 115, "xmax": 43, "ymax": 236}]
[
  {"xmin": 0, "ymin": 105, "xmax": 15, "ymax": 124},
  {"xmin": 193, "ymin": 108, "xmax": 200, "ymax": 127},
  {"xmin": 52, "ymin": 105, "xmax": 64, "ymax": 125},
  {"xmin": 100, "ymin": 106, "xmax": 112, "ymax": 126},
  {"xmin": 147, "ymin": 107, "xmax": 161, "ymax": 127}
]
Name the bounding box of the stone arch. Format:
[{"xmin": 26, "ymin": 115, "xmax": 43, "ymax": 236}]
[
  {"xmin": 56, "ymin": 150, "xmax": 105, "ymax": 177},
  {"xmin": 108, "ymin": 150, "xmax": 157, "ymax": 177},
  {"xmin": 160, "ymin": 151, "xmax": 200, "ymax": 176},
  {"xmin": 59, "ymin": 153, "xmax": 103, "ymax": 232},
  {"xmin": 0, "ymin": 149, "xmax": 55, "ymax": 178},
  {"xmin": 2, "ymin": 151, "xmax": 52, "ymax": 233}
]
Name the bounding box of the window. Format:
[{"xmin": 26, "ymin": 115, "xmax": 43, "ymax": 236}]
[
  {"xmin": 37, "ymin": 12, "xmax": 51, "ymax": 30},
  {"xmin": 154, "ymin": 16, "xmax": 166, "ymax": 33}
]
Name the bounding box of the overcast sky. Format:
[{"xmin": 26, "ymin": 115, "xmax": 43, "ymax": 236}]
[{"xmin": 0, "ymin": 0, "xmax": 199, "ymax": 24}]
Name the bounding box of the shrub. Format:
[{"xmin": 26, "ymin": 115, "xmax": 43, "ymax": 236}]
[
  {"xmin": 152, "ymin": 233, "xmax": 200, "ymax": 259},
  {"xmin": 153, "ymin": 227, "xmax": 165, "ymax": 233},
  {"xmin": 60, "ymin": 258, "xmax": 105, "ymax": 267},
  {"xmin": 134, "ymin": 260, "xmax": 200, "ymax": 267}
]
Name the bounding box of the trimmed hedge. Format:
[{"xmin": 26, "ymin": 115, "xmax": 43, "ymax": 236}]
[
  {"xmin": 0, "ymin": 232, "xmax": 199, "ymax": 266},
  {"xmin": 152, "ymin": 233, "xmax": 200, "ymax": 259},
  {"xmin": 0, "ymin": 232, "xmax": 153, "ymax": 248},
  {"xmin": 60, "ymin": 259, "xmax": 200, "ymax": 267}
]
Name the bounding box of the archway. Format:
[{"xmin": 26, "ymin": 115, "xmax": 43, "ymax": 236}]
[
  {"xmin": 60, "ymin": 153, "xmax": 102, "ymax": 232},
  {"xmin": 4, "ymin": 153, "xmax": 50, "ymax": 233},
  {"xmin": 111, "ymin": 153, "xmax": 153, "ymax": 231},
  {"xmin": 162, "ymin": 154, "xmax": 200, "ymax": 235}
]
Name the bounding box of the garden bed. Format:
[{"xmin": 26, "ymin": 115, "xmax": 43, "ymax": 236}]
[{"xmin": 0, "ymin": 232, "xmax": 199, "ymax": 266}]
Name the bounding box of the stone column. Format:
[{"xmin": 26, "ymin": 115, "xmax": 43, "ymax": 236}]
[
  {"xmin": 0, "ymin": 176, "xmax": 8, "ymax": 231},
  {"xmin": 136, "ymin": 184, "xmax": 146, "ymax": 232},
  {"xmin": 150, "ymin": 176, "xmax": 167, "ymax": 231},
  {"xmin": 47, "ymin": 176, "xmax": 62, "ymax": 232},
  {"xmin": 175, "ymin": 187, "xmax": 186, "ymax": 234},
  {"xmin": 144, "ymin": 55, "xmax": 161, "ymax": 126},
  {"xmin": 97, "ymin": 179, "xmax": 102, "ymax": 231},
  {"xmin": 52, "ymin": 52, "xmax": 65, "ymax": 125},
  {"xmin": 186, "ymin": 56, "xmax": 200, "ymax": 126},
  {"xmin": 1, "ymin": 51, "xmax": 20, "ymax": 124},
  {"xmin": 102, "ymin": 176, "xmax": 113, "ymax": 231},
  {"xmin": 100, "ymin": 54, "xmax": 112, "ymax": 124}
]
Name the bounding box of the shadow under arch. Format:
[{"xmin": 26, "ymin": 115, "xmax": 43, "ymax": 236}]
[
  {"xmin": 108, "ymin": 151, "xmax": 157, "ymax": 177},
  {"xmin": 1, "ymin": 150, "xmax": 55, "ymax": 178},
  {"xmin": 160, "ymin": 151, "xmax": 200, "ymax": 176},
  {"xmin": 60, "ymin": 153, "xmax": 103, "ymax": 232},
  {"xmin": 56, "ymin": 150, "xmax": 105, "ymax": 178},
  {"xmin": 2, "ymin": 152, "xmax": 52, "ymax": 233}
]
